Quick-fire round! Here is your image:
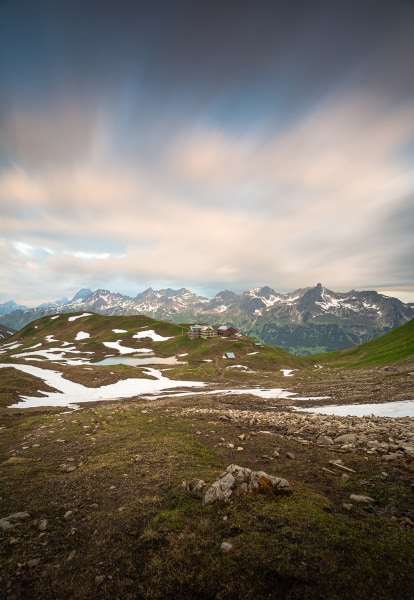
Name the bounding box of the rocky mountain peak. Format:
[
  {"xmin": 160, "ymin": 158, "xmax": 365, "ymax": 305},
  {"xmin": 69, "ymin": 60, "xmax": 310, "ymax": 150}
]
[{"xmin": 71, "ymin": 288, "xmax": 94, "ymax": 302}]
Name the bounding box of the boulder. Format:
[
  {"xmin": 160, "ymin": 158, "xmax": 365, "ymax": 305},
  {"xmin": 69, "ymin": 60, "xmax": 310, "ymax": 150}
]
[
  {"xmin": 317, "ymin": 435, "xmax": 334, "ymax": 446},
  {"xmin": 334, "ymin": 433, "xmax": 358, "ymax": 445},
  {"xmin": 193, "ymin": 465, "xmax": 291, "ymax": 506}
]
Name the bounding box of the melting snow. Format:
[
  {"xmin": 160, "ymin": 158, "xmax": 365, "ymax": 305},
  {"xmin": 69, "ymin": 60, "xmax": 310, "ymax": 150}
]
[
  {"xmin": 132, "ymin": 329, "xmax": 173, "ymax": 342},
  {"xmin": 297, "ymin": 401, "xmax": 414, "ymax": 418},
  {"xmin": 0, "ymin": 363, "xmax": 205, "ymax": 409},
  {"xmin": 281, "ymin": 369, "xmax": 295, "ymax": 377},
  {"xmin": 102, "ymin": 341, "xmax": 152, "ymax": 354},
  {"xmin": 215, "ymin": 305, "xmax": 228, "ymax": 313},
  {"xmin": 75, "ymin": 331, "xmax": 90, "ymax": 340},
  {"xmin": 0, "ymin": 343, "xmax": 22, "ymax": 352},
  {"xmin": 112, "ymin": 329, "xmax": 127, "ymax": 333},
  {"xmin": 12, "ymin": 346, "xmax": 84, "ymax": 365},
  {"xmin": 68, "ymin": 313, "xmax": 92, "ymax": 321}
]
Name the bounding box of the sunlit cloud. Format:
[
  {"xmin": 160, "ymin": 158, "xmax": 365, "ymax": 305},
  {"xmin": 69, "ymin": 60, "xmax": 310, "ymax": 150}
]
[
  {"xmin": 1, "ymin": 0, "xmax": 414, "ymax": 304},
  {"xmin": 70, "ymin": 251, "xmax": 112, "ymax": 260}
]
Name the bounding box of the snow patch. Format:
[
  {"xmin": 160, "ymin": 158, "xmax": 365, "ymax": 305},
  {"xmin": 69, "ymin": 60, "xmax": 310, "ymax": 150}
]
[
  {"xmin": 102, "ymin": 341, "xmax": 153, "ymax": 354},
  {"xmin": 132, "ymin": 329, "xmax": 173, "ymax": 342},
  {"xmin": 68, "ymin": 313, "xmax": 92, "ymax": 322},
  {"xmin": 75, "ymin": 331, "xmax": 90, "ymax": 340},
  {"xmin": 0, "ymin": 363, "xmax": 205, "ymax": 409},
  {"xmin": 297, "ymin": 401, "xmax": 414, "ymax": 418},
  {"xmin": 215, "ymin": 305, "xmax": 228, "ymax": 313}
]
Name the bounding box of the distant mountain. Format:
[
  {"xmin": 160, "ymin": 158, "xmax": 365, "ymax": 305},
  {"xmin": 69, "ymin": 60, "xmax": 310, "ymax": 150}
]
[
  {"xmin": 0, "ymin": 300, "xmax": 28, "ymax": 315},
  {"xmin": 71, "ymin": 288, "xmax": 94, "ymax": 302},
  {"xmin": 0, "ymin": 283, "xmax": 413, "ymax": 354},
  {"xmin": 38, "ymin": 297, "xmax": 69, "ymax": 308}
]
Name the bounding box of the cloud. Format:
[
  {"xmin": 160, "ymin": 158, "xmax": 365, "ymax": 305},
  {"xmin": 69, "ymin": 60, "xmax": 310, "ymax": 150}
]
[
  {"xmin": 1, "ymin": 81, "xmax": 414, "ymax": 304},
  {"xmin": 1, "ymin": 0, "xmax": 414, "ymax": 303}
]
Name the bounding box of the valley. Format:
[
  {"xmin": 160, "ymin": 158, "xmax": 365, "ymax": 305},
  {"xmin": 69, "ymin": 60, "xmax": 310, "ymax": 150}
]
[{"xmin": 1, "ymin": 283, "xmax": 413, "ymax": 355}]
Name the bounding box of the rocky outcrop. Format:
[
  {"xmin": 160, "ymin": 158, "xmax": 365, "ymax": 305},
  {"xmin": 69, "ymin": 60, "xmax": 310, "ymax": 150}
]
[{"xmin": 184, "ymin": 464, "xmax": 291, "ymax": 505}]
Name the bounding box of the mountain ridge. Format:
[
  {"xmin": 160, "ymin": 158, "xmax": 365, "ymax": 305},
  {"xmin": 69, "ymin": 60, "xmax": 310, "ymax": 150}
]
[{"xmin": 1, "ymin": 283, "xmax": 413, "ymax": 354}]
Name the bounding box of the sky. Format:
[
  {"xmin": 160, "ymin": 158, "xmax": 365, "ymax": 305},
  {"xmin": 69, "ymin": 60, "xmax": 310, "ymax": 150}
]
[{"xmin": 1, "ymin": 0, "xmax": 414, "ymax": 306}]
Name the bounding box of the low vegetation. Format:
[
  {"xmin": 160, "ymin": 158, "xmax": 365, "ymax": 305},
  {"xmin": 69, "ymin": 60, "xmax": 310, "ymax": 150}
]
[
  {"xmin": 0, "ymin": 313, "xmax": 413, "ymax": 598},
  {"xmin": 314, "ymin": 318, "xmax": 414, "ymax": 368}
]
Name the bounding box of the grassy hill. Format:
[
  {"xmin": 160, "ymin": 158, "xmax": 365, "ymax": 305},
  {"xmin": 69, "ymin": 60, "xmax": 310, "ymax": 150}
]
[
  {"xmin": 4, "ymin": 311, "xmax": 309, "ymax": 369},
  {"xmin": 314, "ymin": 317, "xmax": 414, "ymax": 368},
  {"xmin": 0, "ymin": 312, "xmax": 309, "ymax": 408}
]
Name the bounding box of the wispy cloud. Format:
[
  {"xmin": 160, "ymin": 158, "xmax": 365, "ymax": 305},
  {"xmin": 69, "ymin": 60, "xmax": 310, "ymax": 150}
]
[{"xmin": 1, "ymin": 0, "xmax": 414, "ymax": 303}]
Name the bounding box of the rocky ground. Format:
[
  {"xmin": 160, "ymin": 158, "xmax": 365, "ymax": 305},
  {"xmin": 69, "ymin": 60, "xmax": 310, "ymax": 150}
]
[
  {"xmin": 291, "ymin": 362, "xmax": 414, "ymax": 405},
  {"xmin": 1, "ymin": 363, "xmax": 413, "ymax": 599}
]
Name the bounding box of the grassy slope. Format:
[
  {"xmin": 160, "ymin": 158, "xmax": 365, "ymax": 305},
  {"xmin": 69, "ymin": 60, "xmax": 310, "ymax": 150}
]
[
  {"xmin": 0, "ymin": 312, "xmax": 309, "ymax": 407},
  {"xmin": 313, "ymin": 317, "xmax": 414, "ymax": 368}
]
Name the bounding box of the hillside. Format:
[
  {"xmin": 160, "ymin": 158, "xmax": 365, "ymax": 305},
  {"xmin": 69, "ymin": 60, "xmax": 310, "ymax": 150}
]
[
  {"xmin": 0, "ymin": 312, "xmax": 308, "ymax": 409},
  {"xmin": 0, "ymin": 313, "xmax": 413, "ymax": 599},
  {"xmin": 0, "ymin": 323, "xmax": 16, "ymax": 340},
  {"xmin": 314, "ymin": 317, "xmax": 414, "ymax": 368},
  {"xmin": 1, "ymin": 283, "xmax": 413, "ymax": 355}
]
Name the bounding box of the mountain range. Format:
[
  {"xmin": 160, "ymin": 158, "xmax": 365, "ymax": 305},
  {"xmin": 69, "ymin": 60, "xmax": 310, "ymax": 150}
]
[{"xmin": 1, "ymin": 283, "xmax": 413, "ymax": 355}]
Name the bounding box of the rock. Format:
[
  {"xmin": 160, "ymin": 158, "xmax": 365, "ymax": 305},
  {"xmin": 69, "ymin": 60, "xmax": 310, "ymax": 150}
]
[
  {"xmin": 38, "ymin": 519, "xmax": 48, "ymax": 531},
  {"xmin": 286, "ymin": 452, "xmax": 295, "ymax": 459},
  {"xmin": 334, "ymin": 434, "xmax": 358, "ymax": 445},
  {"xmin": 6, "ymin": 511, "xmax": 31, "ymax": 522},
  {"xmin": 0, "ymin": 519, "xmax": 14, "ymax": 531},
  {"xmin": 201, "ymin": 465, "xmax": 291, "ymax": 506},
  {"xmin": 220, "ymin": 542, "xmax": 233, "ymax": 553},
  {"xmin": 184, "ymin": 479, "xmax": 207, "ymax": 497},
  {"xmin": 27, "ymin": 558, "xmax": 40, "ymax": 568},
  {"xmin": 317, "ymin": 435, "xmax": 334, "ymax": 446},
  {"xmin": 400, "ymin": 517, "xmax": 414, "ymax": 528},
  {"xmin": 0, "ymin": 512, "xmax": 31, "ymax": 530},
  {"xmin": 95, "ymin": 575, "xmax": 105, "ymax": 586},
  {"xmin": 349, "ymin": 494, "xmax": 375, "ymax": 503},
  {"xmin": 399, "ymin": 444, "xmax": 414, "ymax": 456},
  {"xmin": 382, "ymin": 453, "xmax": 401, "ymax": 461},
  {"xmin": 204, "ymin": 472, "xmax": 235, "ymax": 505}
]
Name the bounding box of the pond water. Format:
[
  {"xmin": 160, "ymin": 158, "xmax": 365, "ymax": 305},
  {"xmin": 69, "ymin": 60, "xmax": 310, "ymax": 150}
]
[{"xmin": 93, "ymin": 355, "xmax": 186, "ymax": 367}]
